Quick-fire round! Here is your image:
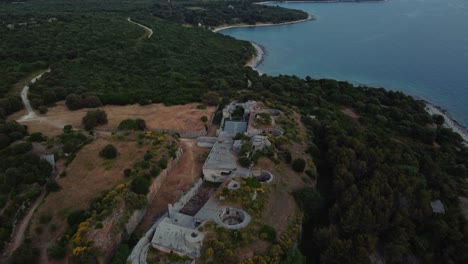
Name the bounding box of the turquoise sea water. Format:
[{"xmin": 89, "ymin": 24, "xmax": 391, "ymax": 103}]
[{"xmin": 220, "ymin": 0, "xmax": 468, "ymax": 127}]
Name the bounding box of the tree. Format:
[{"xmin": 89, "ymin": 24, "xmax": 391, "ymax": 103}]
[
  {"xmin": 432, "ymin": 114, "xmax": 444, "ymax": 126},
  {"xmin": 201, "ymin": 116, "xmax": 208, "ymax": 122},
  {"xmin": 292, "ymin": 158, "xmax": 306, "ymax": 172},
  {"xmin": 82, "ymin": 95, "xmax": 102, "ymax": 108},
  {"xmin": 82, "ymin": 110, "xmax": 107, "ymax": 130},
  {"xmin": 284, "ymin": 248, "xmax": 305, "ymax": 264},
  {"xmin": 99, "ymin": 144, "xmax": 117, "ymax": 159},
  {"xmin": 135, "ymin": 118, "xmax": 146, "ymax": 130},
  {"xmin": 63, "ymin": 125, "xmax": 73, "ymax": 133},
  {"xmin": 131, "ymin": 176, "xmax": 150, "ymax": 195},
  {"xmin": 65, "ymin": 93, "xmax": 82, "ymax": 110},
  {"xmin": 202, "ymin": 91, "xmax": 220, "ymax": 106},
  {"xmin": 47, "ymin": 239, "xmax": 67, "ymax": 259},
  {"xmin": 9, "ymin": 243, "xmax": 39, "ymax": 264}
]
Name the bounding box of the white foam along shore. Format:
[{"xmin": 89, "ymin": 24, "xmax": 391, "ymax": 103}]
[
  {"xmin": 213, "ymin": 2, "xmax": 467, "ymax": 143},
  {"xmin": 245, "ymin": 42, "xmax": 265, "ymax": 70},
  {"xmin": 424, "ymin": 102, "xmax": 468, "ymax": 143}
]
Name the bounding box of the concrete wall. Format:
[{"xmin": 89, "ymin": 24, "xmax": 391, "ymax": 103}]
[
  {"xmin": 124, "ymin": 147, "xmax": 183, "ymax": 236},
  {"xmin": 172, "ymin": 179, "xmax": 204, "ymax": 212},
  {"xmin": 152, "ymin": 128, "xmax": 207, "ymax": 139},
  {"xmin": 97, "ymin": 147, "xmax": 183, "ymax": 263},
  {"xmin": 202, "ymin": 168, "xmax": 230, "ymax": 183}
]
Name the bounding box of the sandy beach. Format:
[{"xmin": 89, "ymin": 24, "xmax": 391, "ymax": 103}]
[
  {"xmin": 425, "ymin": 102, "xmax": 468, "ymax": 143},
  {"xmin": 213, "ymin": 15, "xmax": 313, "ymax": 71},
  {"xmin": 212, "ymin": 15, "xmax": 314, "ymax": 33}
]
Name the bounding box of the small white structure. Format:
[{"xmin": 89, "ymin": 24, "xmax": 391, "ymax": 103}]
[
  {"xmin": 40, "ymin": 154, "xmax": 56, "ymax": 174},
  {"xmin": 430, "ymin": 200, "xmax": 445, "ymax": 214},
  {"xmin": 251, "ymin": 135, "xmax": 271, "ymax": 152}
]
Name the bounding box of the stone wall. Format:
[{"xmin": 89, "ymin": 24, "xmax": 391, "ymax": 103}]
[
  {"xmin": 171, "ymin": 179, "xmax": 204, "ymax": 212},
  {"xmin": 124, "ymin": 147, "xmax": 183, "ymax": 236},
  {"xmin": 97, "ymin": 146, "xmax": 183, "ymax": 263}
]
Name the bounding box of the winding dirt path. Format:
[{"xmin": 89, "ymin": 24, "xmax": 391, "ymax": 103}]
[
  {"xmin": 2, "ymin": 191, "xmax": 46, "ymax": 259},
  {"xmin": 18, "ymin": 69, "xmax": 50, "ymax": 121},
  {"xmin": 16, "ymin": 69, "xmax": 68, "ymax": 130},
  {"xmin": 127, "ymin": 17, "xmax": 153, "ymax": 39}
]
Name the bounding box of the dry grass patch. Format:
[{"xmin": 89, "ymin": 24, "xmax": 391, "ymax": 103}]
[
  {"xmin": 9, "ymin": 102, "xmax": 215, "ymax": 137},
  {"xmin": 30, "ymin": 137, "xmax": 150, "ymax": 254}
]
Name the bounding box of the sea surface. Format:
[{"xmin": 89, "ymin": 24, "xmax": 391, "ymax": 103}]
[{"xmin": 220, "ymin": 0, "xmax": 468, "ymax": 127}]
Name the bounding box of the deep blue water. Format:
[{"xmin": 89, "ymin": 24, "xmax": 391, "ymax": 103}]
[{"xmin": 220, "ymin": 0, "xmax": 468, "ymax": 127}]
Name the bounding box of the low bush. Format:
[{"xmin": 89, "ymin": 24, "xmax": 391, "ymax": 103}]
[{"xmin": 100, "ymin": 144, "xmax": 117, "ymax": 159}]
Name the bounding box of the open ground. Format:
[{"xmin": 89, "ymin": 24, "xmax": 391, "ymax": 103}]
[{"xmin": 9, "ymin": 102, "xmax": 215, "ymax": 137}]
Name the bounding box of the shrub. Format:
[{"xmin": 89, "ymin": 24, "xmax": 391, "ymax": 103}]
[
  {"xmin": 110, "ymin": 244, "xmax": 131, "ymax": 264},
  {"xmin": 46, "ymin": 179, "xmax": 61, "ymax": 193},
  {"xmin": 124, "ymin": 168, "xmax": 132, "ymax": 177},
  {"xmin": 259, "ymin": 225, "xmax": 276, "ymax": 242},
  {"xmin": 118, "ymin": 118, "xmax": 146, "ymax": 131},
  {"xmin": 100, "ymin": 144, "xmax": 117, "ymax": 159},
  {"xmin": 144, "ymin": 151, "xmax": 152, "ymax": 161},
  {"xmin": 158, "ymin": 157, "xmax": 169, "ymax": 169},
  {"xmin": 283, "ymin": 150, "xmax": 292, "ymax": 164},
  {"xmin": 65, "ymin": 93, "xmax": 82, "ymax": 110},
  {"xmin": 140, "ymin": 160, "xmax": 150, "ymax": 169},
  {"xmin": 196, "ymin": 104, "xmax": 207, "ymax": 110},
  {"xmin": 135, "ymin": 118, "xmax": 146, "ymax": 130},
  {"xmin": 38, "ymin": 106, "xmax": 48, "ymax": 114},
  {"xmin": 118, "ymin": 119, "xmax": 137, "ymax": 130},
  {"xmin": 12, "ymin": 141, "xmax": 32, "ymax": 154},
  {"xmin": 9, "ymin": 243, "xmax": 39, "ymax": 264},
  {"xmin": 125, "ymin": 192, "xmax": 147, "ymax": 210},
  {"xmin": 67, "ymin": 210, "xmax": 90, "ymax": 229},
  {"xmin": 47, "ymin": 240, "xmax": 66, "ymax": 259},
  {"xmin": 82, "ymin": 95, "xmax": 102, "ymax": 108},
  {"xmin": 201, "ymin": 116, "xmax": 208, "ymax": 122},
  {"xmin": 82, "ymin": 110, "xmax": 107, "ymax": 130},
  {"xmin": 292, "ymin": 158, "xmax": 306, "ymax": 172},
  {"xmin": 150, "ymin": 166, "xmax": 161, "ymax": 177},
  {"xmin": 63, "ymin": 125, "xmax": 73, "ymax": 133},
  {"xmin": 39, "ymin": 213, "xmax": 53, "ymax": 224},
  {"xmin": 238, "ymin": 156, "xmax": 251, "ymax": 168},
  {"xmin": 29, "ymin": 132, "xmax": 45, "ymax": 142},
  {"xmin": 131, "ymin": 176, "xmax": 150, "ymax": 195}
]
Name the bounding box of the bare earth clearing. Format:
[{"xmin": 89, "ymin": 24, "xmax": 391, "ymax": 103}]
[
  {"xmin": 30, "ymin": 138, "xmax": 151, "ymax": 263},
  {"xmin": 9, "ymin": 102, "xmax": 215, "ymax": 137}
]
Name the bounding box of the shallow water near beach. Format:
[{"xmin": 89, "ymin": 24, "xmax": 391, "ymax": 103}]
[{"xmin": 220, "ymin": 0, "xmax": 468, "ymax": 127}]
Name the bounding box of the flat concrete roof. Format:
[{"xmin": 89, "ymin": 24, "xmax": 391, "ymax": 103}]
[
  {"xmin": 151, "ymin": 217, "xmax": 203, "ymax": 257},
  {"xmin": 202, "ymin": 132, "xmax": 237, "ymax": 171}
]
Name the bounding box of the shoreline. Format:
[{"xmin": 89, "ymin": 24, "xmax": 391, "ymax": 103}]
[
  {"xmin": 424, "ymin": 101, "xmax": 468, "ymax": 143},
  {"xmin": 255, "ymin": 0, "xmax": 386, "ymax": 4},
  {"xmin": 245, "ymin": 42, "xmax": 265, "ymax": 70},
  {"xmin": 212, "ymin": 14, "xmax": 314, "ymax": 33},
  {"xmin": 213, "ymin": 1, "xmax": 467, "ymax": 144}
]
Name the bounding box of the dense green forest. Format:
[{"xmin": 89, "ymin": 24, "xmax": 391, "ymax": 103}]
[
  {"xmin": 151, "ymin": 0, "xmax": 309, "ymax": 26},
  {"xmin": 241, "ymin": 70, "xmax": 468, "ymax": 263},
  {"xmin": 0, "ymin": 0, "xmax": 306, "ymax": 113}
]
